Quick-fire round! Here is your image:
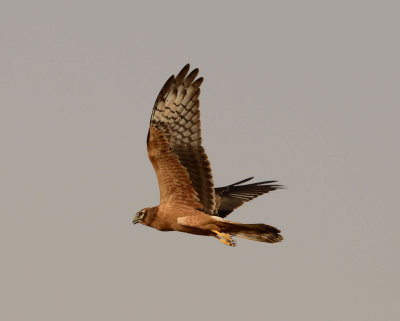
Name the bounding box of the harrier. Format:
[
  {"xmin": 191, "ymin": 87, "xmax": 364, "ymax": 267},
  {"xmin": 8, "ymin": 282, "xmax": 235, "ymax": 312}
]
[{"xmin": 133, "ymin": 64, "xmax": 283, "ymax": 246}]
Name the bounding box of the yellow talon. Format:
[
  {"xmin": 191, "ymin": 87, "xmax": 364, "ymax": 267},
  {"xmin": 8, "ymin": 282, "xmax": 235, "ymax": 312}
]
[{"xmin": 212, "ymin": 230, "xmax": 236, "ymax": 247}]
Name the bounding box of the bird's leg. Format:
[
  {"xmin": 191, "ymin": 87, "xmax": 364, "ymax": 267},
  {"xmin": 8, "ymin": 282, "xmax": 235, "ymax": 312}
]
[{"xmin": 212, "ymin": 230, "xmax": 236, "ymax": 247}]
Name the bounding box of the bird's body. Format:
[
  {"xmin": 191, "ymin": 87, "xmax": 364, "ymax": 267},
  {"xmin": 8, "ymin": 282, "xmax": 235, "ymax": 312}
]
[
  {"xmin": 133, "ymin": 64, "xmax": 284, "ymax": 246},
  {"xmin": 142, "ymin": 205, "xmax": 219, "ymax": 236}
]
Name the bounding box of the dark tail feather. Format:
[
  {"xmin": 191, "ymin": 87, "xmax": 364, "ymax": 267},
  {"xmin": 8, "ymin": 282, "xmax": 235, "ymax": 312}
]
[{"xmin": 216, "ymin": 221, "xmax": 283, "ymax": 243}]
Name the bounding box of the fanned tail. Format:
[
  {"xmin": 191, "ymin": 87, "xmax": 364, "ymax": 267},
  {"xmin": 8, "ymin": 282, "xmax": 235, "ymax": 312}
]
[{"xmin": 215, "ymin": 220, "xmax": 283, "ymax": 243}]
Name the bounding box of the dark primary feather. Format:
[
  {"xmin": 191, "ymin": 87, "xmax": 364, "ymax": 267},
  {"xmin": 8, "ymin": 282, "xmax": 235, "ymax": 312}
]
[{"xmin": 213, "ymin": 177, "xmax": 284, "ymax": 218}]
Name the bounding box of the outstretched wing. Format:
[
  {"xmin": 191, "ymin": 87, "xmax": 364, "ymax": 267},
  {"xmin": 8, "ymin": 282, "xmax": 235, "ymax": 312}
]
[
  {"xmin": 147, "ymin": 64, "xmax": 216, "ymax": 213},
  {"xmin": 214, "ymin": 177, "xmax": 283, "ymax": 218}
]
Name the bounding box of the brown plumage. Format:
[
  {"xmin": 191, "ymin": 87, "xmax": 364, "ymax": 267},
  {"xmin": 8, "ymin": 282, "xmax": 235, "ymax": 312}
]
[{"xmin": 133, "ymin": 64, "xmax": 284, "ymax": 246}]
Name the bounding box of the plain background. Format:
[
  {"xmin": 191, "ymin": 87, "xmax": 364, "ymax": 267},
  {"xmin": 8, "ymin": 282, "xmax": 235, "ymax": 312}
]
[{"xmin": 1, "ymin": 1, "xmax": 399, "ymax": 320}]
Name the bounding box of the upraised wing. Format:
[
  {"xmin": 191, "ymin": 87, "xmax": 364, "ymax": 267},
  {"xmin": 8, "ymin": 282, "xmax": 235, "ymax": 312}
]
[
  {"xmin": 147, "ymin": 64, "xmax": 216, "ymax": 213},
  {"xmin": 214, "ymin": 177, "xmax": 283, "ymax": 218}
]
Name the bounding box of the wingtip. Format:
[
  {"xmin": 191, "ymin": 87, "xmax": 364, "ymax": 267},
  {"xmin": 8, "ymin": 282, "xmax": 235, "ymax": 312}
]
[
  {"xmin": 158, "ymin": 75, "xmax": 175, "ymax": 98},
  {"xmin": 175, "ymin": 64, "xmax": 191, "ymax": 85},
  {"xmin": 181, "ymin": 63, "xmax": 191, "ymax": 72},
  {"xmin": 192, "ymin": 77, "xmax": 204, "ymax": 87},
  {"xmin": 232, "ymin": 177, "xmax": 254, "ymax": 185}
]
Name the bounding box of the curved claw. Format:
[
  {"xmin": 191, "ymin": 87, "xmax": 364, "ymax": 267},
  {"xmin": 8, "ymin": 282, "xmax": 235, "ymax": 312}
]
[{"xmin": 212, "ymin": 230, "xmax": 236, "ymax": 247}]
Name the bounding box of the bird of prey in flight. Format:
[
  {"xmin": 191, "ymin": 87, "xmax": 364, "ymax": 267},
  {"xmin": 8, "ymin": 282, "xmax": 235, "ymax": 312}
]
[{"xmin": 133, "ymin": 64, "xmax": 283, "ymax": 247}]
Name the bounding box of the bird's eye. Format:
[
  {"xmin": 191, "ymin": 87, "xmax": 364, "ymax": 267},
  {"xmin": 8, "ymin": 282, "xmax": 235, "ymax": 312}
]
[{"xmin": 139, "ymin": 211, "xmax": 146, "ymax": 218}]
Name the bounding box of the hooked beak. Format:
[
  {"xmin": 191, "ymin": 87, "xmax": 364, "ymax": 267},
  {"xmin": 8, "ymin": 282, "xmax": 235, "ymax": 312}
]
[{"xmin": 132, "ymin": 215, "xmax": 140, "ymax": 225}]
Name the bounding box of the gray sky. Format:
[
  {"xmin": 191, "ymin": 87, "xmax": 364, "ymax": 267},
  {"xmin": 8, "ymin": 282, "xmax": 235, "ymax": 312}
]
[{"xmin": 1, "ymin": 1, "xmax": 399, "ymax": 320}]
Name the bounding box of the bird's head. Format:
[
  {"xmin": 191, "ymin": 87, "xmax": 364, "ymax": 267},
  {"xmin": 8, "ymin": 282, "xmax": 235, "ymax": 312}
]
[{"xmin": 132, "ymin": 207, "xmax": 156, "ymax": 226}]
